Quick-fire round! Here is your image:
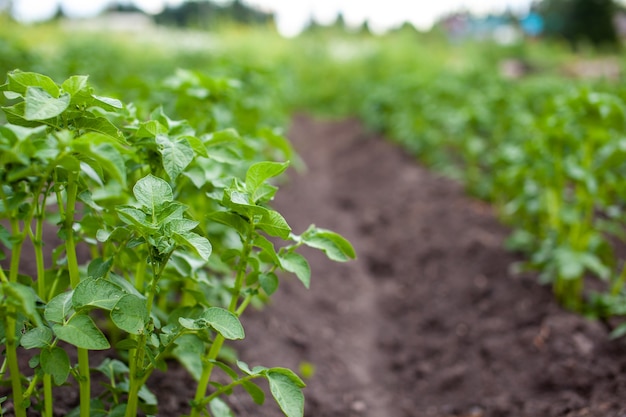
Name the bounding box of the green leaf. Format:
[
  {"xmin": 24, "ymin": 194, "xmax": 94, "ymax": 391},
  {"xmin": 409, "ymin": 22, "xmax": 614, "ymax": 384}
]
[
  {"xmin": 167, "ymin": 219, "xmax": 199, "ymax": 234},
  {"xmin": 242, "ymin": 380, "xmax": 266, "ymax": 405},
  {"xmin": 136, "ymin": 120, "xmax": 168, "ymax": 138},
  {"xmin": 45, "ymin": 292, "xmax": 73, "ymax": 323},
  {"xmin": 116, "ymin": 206, "xmax": 155, "ymax": 232},
  {"xmin": 73, "ymin": 115, "xmax": 125, "ymax": 143},
  {"xmin": 115, "ymin": 338, "xmax": 139, "ymax": 350},
  {"xmin": 280, "ymin": 253, "xmax": 311, "ymax": 289},
  {"xmin": 73, "ymin": 133, "xmax": 127, "ymax": 187},
  {"xmin": 251, "ymin": 183, "xmax": 278, "ymax": 204},
  {"xmin": 154, "ymin": 201, "xmax": 186, "ymax": 225},
  {"xmin": 41, "ymin": 346, "xmax": 71, "ymax": 385},
  {"xmin": 202, "ymin": 307, "xmax": 245, "ymax": 340},
  {"xmin": 245, "ymin": 161, "xmax": 289, "ymax": 199},
  {"xmin": 555, "ymin": 248, "xmax": 584, "ymax": 280},
  {"xmin": 256, "ymin": 210, "xmax": 291, "ymax": 239},
  {"xmin": 267, "ymin": 369, "xmax": 306, "ymax": 417},
  {"xmin": 96, "ymin": 358, "xmax": 130, "ymax": 379},
  {"xmin": 73, "ymin": 277, "xmax": 125, "ymax": 311},
  {"xmin": 172, "ymin": 334, "xmax": 205, "ymax": 380},
  {"xmin": 111, "ymin": 294, "xmax": 149, "ymax": 335},
  {"xmin": 156, "ymin": 134, "xmax": 195, "ymax": 181},
  {"xmin": 87, "ymin": 258, "xmax": 113, "ymax": 280},
  {"xmin": 183, "ymin": 135, "xmax": 208, "ymax": 158},
  {"xmin": 92, "ymin": 94, "xmax": 123, "ymax": 109},
  {"xmin": 20, "ymin": 327, "xmax": 53, "ymax": 349},
  {"xmin": 580, "ymin": 253, "xmax": 611, "ymax": 281},
  {"xmin": 53, "ymin": 314, "xmax": 110, "ymax": 350},
  {"xmin": 8, "ymin": 71, "xmax": 59, "ymax": 97},
  {"xmin": 205, "ymin": 128, "xmax": 240, "ymax": 146},
  {"xmin": 208, "ymin": 211, "xmax": 250, "ymax": 237},
  {"xmin": 259, "ymin": 272, "xmax": 279, "ymax": 296},
  {"xmin": 173, "ymin": 231, "xmax": 212, "ymax": 262},
  {"xmin": 24, "ymin": 87, "xmax": 70, "ymax": 121},
  {"xmin": 209, "ymin": 398, "xmax": 234, "ymax": 417},
  {"xmin": 211, "ymin": 360, "xmax": 239, "ymax": 380},
  {"xmin": 61, "ymin": 75, "xmax": 89, "ymax": 97},
  {"xmin": 302, "ymin": 227, "xmax": 356, "ymax": 262},
  {"xmin": 254, "ymin": 235, "xmax": 281, "ymax": 265},
  {"xmin": 134, "ymin": 174, "xmax": 173, "ymax": 214},
  {"xmin": 3, "ymin": 282, "xmax": 41, "ymax": 326},
  {"xmin": 237, "ymin": 360, "xmax": 267, "ymax": 375}
]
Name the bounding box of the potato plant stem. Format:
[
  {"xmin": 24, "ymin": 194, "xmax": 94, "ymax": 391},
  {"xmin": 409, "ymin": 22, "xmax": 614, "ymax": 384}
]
[
  {"xmin": 43, "ymin": 374, "xmax": 53, "ymax": 417},
  {"xmin": 5, "ymin": 314, "xmax": 26, "ymax": 417},
  {"xmin": 63, "ymin": 172, "xmax": 91, "ymax": 417},
  {"xmin": 33, "ymin": 201, "xmax": 53, "ymax": 417},
  {"xmin": 8, "ymin": 218, "xmax": 23, "ymax": 283},
  {"xmin": 34, "ymin": 215, "xmax": 46, "ymax": 300},
  {"xmin": 124, "ymin": 334, "xmax": 146, "ymax": 417},
  {"xmin": 124, "ymin": 252, "xmax": 171, "ymax": 417},
  {"xmin": 191, "ymin": 228, "xmax": 253, "ymax": 417}
]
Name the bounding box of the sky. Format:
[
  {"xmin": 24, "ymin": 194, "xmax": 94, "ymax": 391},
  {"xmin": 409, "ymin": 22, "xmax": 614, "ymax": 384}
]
[{"xmin": 9, "ymin": 0, "xmax": 535, "ymax": 36}]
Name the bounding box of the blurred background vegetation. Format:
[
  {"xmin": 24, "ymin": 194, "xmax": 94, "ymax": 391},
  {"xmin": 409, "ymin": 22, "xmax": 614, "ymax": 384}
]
[{"xmin": 3, "ymin": 0, "xmax": 626, "ymax": 317}]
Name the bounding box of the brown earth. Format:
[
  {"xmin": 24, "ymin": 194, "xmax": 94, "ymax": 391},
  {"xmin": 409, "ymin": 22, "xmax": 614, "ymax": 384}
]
[
  {"xmin": 4, "ymin": 115, "xmax": 626, "ymax": 416},
  {"xmin": 224, "ymin": 115, "xmax": 626, "ymax": 417}
]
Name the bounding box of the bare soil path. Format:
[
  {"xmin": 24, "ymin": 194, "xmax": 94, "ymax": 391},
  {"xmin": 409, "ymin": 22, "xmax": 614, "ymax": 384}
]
[{"xmin": 232, "ymin": 115, "xmax": 626, "ymax": 417}]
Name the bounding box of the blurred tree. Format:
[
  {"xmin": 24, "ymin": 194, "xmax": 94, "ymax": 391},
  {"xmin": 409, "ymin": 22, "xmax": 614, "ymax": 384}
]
[
  {"xmin": 536, "ymin": 0, "xmax": 619, "ymax": 49},
  {"xmin": 333, "ymin": 12, "xmax": 346, "ymax": 30},
  {"xmin": 302, "ymin": 14, "xmax": 323, "ymax": 34},
  {"xmin": 154, "ymin": 0, "xmax": 275, "ymax": 30},
  {"xmin": 359, "ymin": 19, "xmax": 371, "ymax": 35}
]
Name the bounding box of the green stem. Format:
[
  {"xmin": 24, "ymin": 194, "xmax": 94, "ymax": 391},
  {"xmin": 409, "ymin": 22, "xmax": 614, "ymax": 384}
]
[
  {"xmin": 124, "ymin": 334, "xmax": 146, "ymax": 417},
  {"xmin": 21, "ymin": 372, "xmax": 41, "ymax": 399},
  {"xmin": 191, "ymin": 228, "xmax": 253, "ymax": 417},
  {"xmin": 33, "ymin": 213, "xmax": 47, "ymax": 300},
  {"xmin": 63, "ymin": 172, "xmax": 91, "ymax": 417},
  {"xmin": 31, "ymin": 182, "xmax": 51, "ymax": 300},
  {"xmin": 9, "ymin": 218, "xmax": 24, "ymax": 283},
  {"xmin": 65, "ymin": 174, "xmax": 80, "ymax": 289},
  {"xmin": 135, "ymin": 258, "xmax": 147, "ymax": 293},
  {"xmin": 124, "ymin": 252, "xmax": 172, "ymax": 417},
  {"xmin": 141, "ymin": 330, "xmax": 189, "ymax": 378},
  {"xmin": 191, "ymin": 335, "xmax": 226, "ymax": 417},
  {"xmin": 200, "ymin": 374, "xmax": 261, "ymax": 407},
  {"xmin": 77, "ymin": 348, "xmax": 91, "ymax": 417},
  {"xmin": 5, "ymin": 315, "xmax": 26, "ymax": 417},
  {"xmin": 43, "ymin": 374, "xmax": 53, "ymax": 417}
]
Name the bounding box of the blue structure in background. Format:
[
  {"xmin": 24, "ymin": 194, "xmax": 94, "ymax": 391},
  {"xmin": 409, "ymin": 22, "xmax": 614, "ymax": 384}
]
[{"xmin": 520, "ymin": 12, "xmax": 544, "ymax": 37}]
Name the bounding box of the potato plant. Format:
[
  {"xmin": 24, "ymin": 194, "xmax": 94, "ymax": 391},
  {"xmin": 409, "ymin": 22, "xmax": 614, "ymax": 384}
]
[{"xmin": 0, "ymin": 70, "xmax": 355, "ymax": 417}]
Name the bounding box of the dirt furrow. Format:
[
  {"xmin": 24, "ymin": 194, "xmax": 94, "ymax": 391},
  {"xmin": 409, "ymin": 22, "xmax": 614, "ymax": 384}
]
[{"xmin": 235, "ymin": 115, "xmax": 626, "ymax": 417}]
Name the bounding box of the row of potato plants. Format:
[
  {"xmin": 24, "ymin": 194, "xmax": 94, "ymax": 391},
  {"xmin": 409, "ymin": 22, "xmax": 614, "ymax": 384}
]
[
  {"xmin": 355, "ymin": 68, "xmax": 626, "ymax": 322},
  {"xmin": 0, "ymin": 68, "xmax": 354, "ymax": 417},
  {"xmin": 280, "ymin": 30, "xmax": 626, "ymax": 326}
]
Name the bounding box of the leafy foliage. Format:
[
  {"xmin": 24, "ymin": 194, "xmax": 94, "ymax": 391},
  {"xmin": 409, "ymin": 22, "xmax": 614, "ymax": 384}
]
[{"xmin": 0, "ymin": 69, "xmax": 354, "ymax": 417}]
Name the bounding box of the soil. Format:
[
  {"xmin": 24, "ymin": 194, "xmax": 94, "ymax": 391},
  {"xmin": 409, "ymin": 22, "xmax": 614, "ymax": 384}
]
[{"xmin": 4, "ymin": 115, "xmax": 626, "ymax": 416}]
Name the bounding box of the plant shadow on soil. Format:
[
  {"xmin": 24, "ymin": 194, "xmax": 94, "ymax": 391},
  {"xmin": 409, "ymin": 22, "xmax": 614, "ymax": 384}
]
[{"xmin": 4, "ymin": 115, "xmax": 626, "ymax": 417}]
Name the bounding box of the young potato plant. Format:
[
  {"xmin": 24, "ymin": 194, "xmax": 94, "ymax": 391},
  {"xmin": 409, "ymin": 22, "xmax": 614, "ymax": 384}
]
[{"xmin": 0, "ymin": 70, "xmax": 355, "ymax": 417}]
